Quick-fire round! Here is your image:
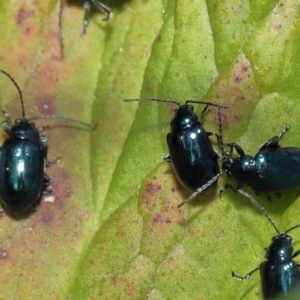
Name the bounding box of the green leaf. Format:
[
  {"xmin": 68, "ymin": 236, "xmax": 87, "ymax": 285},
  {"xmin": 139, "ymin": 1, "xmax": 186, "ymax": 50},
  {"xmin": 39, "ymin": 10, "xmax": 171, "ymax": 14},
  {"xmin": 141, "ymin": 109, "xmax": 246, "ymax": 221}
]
[{"xmin": 1, "ymin": 0, "xmax": 300, "ymax": 299}]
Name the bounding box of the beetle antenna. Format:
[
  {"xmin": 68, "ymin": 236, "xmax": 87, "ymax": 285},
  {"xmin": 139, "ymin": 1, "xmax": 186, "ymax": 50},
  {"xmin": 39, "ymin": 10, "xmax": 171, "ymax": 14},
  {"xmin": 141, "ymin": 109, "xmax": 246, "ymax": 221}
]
[
  {"xmin": 123, "ymin": 98, "xmax": 181, "ymax": 106},
  {"xmin": 29, "ymin": 115, "xmax": 91, "ymax": 128},
  {"xmin": 285, "ymin": 223, "xmax": 300, "ymax": 235},
  {"xmin": 185, "ymin": 100, "xmax": 229, "ymax": 109},
  {"xmin": 124, "ymin": 98, "xmax": 230, "ymax": 110},
  {"xmin": 58, "ymin": 0, "xmax": 64, "ymax": 58},
  {"xmin": 0, "ymin": 70, "xmax": 25, "ymax": 119},
  {"xmin": 233, "ymin": 188, "xmax": 280, "ymax": 235},
  {"xmin": 177, "ymin": 172, "xmax": 224, "ymax": 208},
  {"xmin": 217, "ymin": 105, "xmax": 225, "ymax": 156}
]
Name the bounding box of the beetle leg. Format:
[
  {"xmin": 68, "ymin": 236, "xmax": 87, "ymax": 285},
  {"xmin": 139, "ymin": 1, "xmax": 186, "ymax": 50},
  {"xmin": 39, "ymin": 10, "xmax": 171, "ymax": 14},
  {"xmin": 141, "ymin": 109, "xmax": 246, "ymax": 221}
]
[
  {"xmin": 207, "ymin": 131, "xmax": 224, "ymax": 155},
  {"xmin": 233, "ymin": 143, "xmax": 245, "ymax": 156},
  {"xmin": 219, "ymin": 183, "xmax": 242, "ymax": 195},
  {"xmin": 273, "ymin": 192, "xmax": 282, "ymax": 200},
  {"xmin": 39, "ymin": 133, "xmax": 47, "ymax": 144},
  {"xmin": 231, "ymin": 268, "xmax": 259, "ymax": 280},
  {"xmin": 38, "ymin": 125, "xmax": 50, "ymax": 133},
  {"xmin": 292, "ymin": 249, "xmax": 300, "ymax": 259},
  {"xmin": 92, "ymin": 0, "xmax": 112, "ymax": 22},
  {"xmin": 259, "ymin": 125, "xmax": 290, "ymax": 151},
  {"xmin": 164, "ymin": 154, "xmax": 171, "ymax": 162},
  {"xmin": 265, "ymin": 194, "xmax": 273, "ymax": 202},
  {"xmin": 81, "ymin": 0, "xmax": 112, "ymax": 35},
  {"xmin": 256, "ymin": 191, "xmax": 274, "ymax": 202},
  {"xmin": 214, "ymin": 150, "xmax": 222, "ymax": 160},
  {"xmin": 1, "ymin": 109, "xmax": 11, "ymax": 124},
  {"xmin": 1, "ymin": 121, "xmax": 11, "ymax": 135},
  {"xmin": 178, "ymin": 172, "xmax": 224, "ymax": 208},
  {"xmin": 199, "ymin": 104, "xmax": 209, "ymax": 123},
  {"xmin": 81, "ymin": 1, "xmax": 91, "ymax": 35},
  {"xmin": 46, "ymin": 156, "xmax": 61, "ymax": 167},
  {"xmin": 43, "ymin": 173, "xmax": 52, "ymax": 186},
  {"xmin": 222, "ymin": 142, "xmax": 245, "ymax": 157}
]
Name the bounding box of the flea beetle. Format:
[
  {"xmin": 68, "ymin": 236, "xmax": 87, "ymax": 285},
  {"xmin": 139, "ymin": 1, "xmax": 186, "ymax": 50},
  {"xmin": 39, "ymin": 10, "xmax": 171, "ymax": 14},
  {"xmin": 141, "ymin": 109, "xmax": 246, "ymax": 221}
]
[{"xmin": 0, "ymin": 70, "xmax": 91, "ymax": 213}]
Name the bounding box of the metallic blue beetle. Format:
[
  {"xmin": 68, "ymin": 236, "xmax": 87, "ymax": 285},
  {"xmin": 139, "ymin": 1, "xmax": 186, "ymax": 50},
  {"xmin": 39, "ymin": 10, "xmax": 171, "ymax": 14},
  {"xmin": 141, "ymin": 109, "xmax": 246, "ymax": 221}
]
[
  {"xmin": 232, "ymin": 220, "xmax": 300, "ymax": 300},
  {"xmin": 0, "ymin": 117, "xmax": 50, "ymax": 213},
  {"xmin": 179, "ymin": 125, "xmax": 300, "ymax": 206},
  {"xmin": 0, "ymin": 70, "xmax": 90, "ymax": 213},
  {"xmin": 124, "ymin": 98, "xmax": 227, "ymax": 196},
  {"xmin": 222, "ymin": 125, "xmax": 300, "ymax": 200}
]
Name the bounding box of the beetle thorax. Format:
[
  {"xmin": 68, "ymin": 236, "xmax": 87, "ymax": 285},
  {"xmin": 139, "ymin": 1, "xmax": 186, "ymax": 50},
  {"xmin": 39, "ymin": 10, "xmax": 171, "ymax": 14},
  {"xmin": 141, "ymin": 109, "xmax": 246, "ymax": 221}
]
[
  {"xmin": 226, "ymin": 156, "xmax": 256, "ymax": 184},
  {"xmin": 170, "ymin": 105, "xmax": 198, "ymax": 131},
  {"xmin": 10, "ymin": 119, "xmax": 40, "ymax": 140},
  {"xmin": 265, "ymin": 234, "xmax": 293, "ymax": 262}
]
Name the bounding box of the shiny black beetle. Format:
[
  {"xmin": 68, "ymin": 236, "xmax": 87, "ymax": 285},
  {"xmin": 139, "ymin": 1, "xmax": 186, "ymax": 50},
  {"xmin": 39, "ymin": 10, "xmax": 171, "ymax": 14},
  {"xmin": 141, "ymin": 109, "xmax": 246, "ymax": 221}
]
[
  {"xmin": 124, "ymin": 98, "xmax": 227, "ymax": 196},
  {"xmin": 0, "ymin": 70, "xmax": 90, "ymax": 213},
  {"xmin": 222, "ymin": 125, "xmax": 300, "ymax": 200},
  {"xmin": 81, "ymin": 0, "xmax": 112, "ymax": 35},
  {"xmin": 179, "ymin": 125, "xmax": 300, "ymax": 206},
  {"xmin": 232, "ymin": 218, "xmax": 300, "ymax": 300}
]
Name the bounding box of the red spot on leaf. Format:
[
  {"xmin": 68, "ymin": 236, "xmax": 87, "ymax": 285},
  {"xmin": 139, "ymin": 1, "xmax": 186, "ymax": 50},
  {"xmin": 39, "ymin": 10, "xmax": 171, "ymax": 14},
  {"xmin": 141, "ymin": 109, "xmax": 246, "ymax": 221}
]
[
  {"xmin": 31, "ymin": 168, "xmax": 72, "ymax": 226},
  {"xmin": 141, "ymin": 181, "xmax": 162, "ymax": 208},
  {"xmin": 152, "ymin": 214, "xmax": 172, "ymax": 224},
  {"xmin": 274, "ymin": 23, "xmax": 282, "ymax": 30},
  {"xmin": 16, "ymin": 7, "xmax": 36, "ymax": 36},
  {"xmin": 0, "ymin": 248, "xmax": 8, "ymax": 260},
  {"xmin": 37, "ymin": 63, "xmax": 59, "ymax": 85},
  {"xmin": 16, "ymin": 7, "xmax": 35, "ymax": 26},
  {"xmin": 50, "ymin": 168, "xmax": 72, "ymax": 209},
  {"xmin": 35, "ymin": 95, "xmax": 56, "ymax": 116},
  {"xmin": 168, "ymin": 103, "xmax": 177, "ymax": 116},
  {"xmin": 233, "ymin": 75, "xmax": 242, "ymax": 84}
]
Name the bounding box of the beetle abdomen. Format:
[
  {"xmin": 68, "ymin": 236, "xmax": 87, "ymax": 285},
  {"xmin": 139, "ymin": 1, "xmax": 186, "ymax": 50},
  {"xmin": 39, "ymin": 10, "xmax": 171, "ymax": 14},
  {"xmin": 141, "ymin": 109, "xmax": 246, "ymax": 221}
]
[
  {"xmin": 0, "ymin": 139, "xmax": 45, "ymax": 212},
  {"xmin": 167, "ymin": 128, "xmax": 218, "ymax": 191}
]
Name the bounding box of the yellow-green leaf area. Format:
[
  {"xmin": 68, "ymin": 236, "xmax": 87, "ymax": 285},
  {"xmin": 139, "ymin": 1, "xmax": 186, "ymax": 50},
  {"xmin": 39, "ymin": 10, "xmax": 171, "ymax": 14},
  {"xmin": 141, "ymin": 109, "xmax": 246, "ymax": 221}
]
[{"xmin": 72, "ymin": 0, "xmax": 300, "ymax": 300}]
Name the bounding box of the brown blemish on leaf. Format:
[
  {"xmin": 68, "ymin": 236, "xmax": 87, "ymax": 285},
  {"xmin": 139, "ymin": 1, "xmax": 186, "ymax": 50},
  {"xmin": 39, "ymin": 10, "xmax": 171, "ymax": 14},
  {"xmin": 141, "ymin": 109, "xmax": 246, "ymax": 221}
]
[
  {"xmin": 141, "ymin": 181, "xmax": 162, "ymax": 208},
  {"xmin": 233, "ymin": 75, "xmax": 242, "ymax": 84},
  {"xmin": 209, "ymin": 55, "xmax": 260, "ymax": 131},
  {"xmin": 241, "ymin": 63, "xmax": 249, "ymax": 73},
  {"xmin": 16, "ymin": 7, "xmax": 35, "ymax": 25},
  {"xmin": 168, "ymin": 103, "xmax": 177, "ymax": 116},
  {"xmin": 215, "ymin": 229, "xmax": 225, "ymax": 239},
  {"xmin": 45, "ymin": 28, "xmax": 64, "ymax": 61},
  {"xmin": 125, "ymin": 285, "xmax": 136, "ymax": 298},
  {"xmin": 152, "ymin": 214, "xmax": 172, "ymax": 224},
  {"xmin": 171, "ymin": 183, "xmax": 181, "ymax": 193},
  {"xmin": 35, "ymin": 209, "xmax": 54, "ymax": 225},
  {"xmin": 273, "ymin": 23, "xmax": 282, "ymax": 31},
  {"xmin": 219, "ymin": 111, "xmax": 229, "ymax": 127},
  {"xmin": 30, "ymin": 168, "xmax": 72, "ymax": 227},
  {"xmin": 36, "ymin": 61, "xmax": 59, "ymax": 85},
  {"xmin": 0, "ymin": 248, "xmax": 8, "ymax": 260},
  {"xmin": 49, "ymin": 168, "xmax": 72, "ymax": 209},
  {"xmin": 110, "ymin": 275, "xmax": 120, "ymax": 285},
  {"xmin": 145, "ymin": 83, "xmax": 153, "ymax": 91},
  {"xmin": 16, "ymin": 7, "xmax": 35, "ymax": 36}
]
